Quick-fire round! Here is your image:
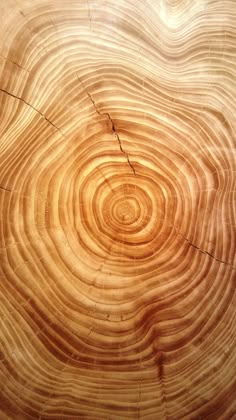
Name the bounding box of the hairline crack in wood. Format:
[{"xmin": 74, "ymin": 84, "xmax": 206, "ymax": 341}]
[{"xmin": 77, "ymin": 74, "xmax": 136, "ymax": 175}]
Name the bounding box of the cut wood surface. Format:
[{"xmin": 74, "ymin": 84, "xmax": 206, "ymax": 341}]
[{"xmin": 0, "ymin": 0, "xmax": 236, "ymax": 418}]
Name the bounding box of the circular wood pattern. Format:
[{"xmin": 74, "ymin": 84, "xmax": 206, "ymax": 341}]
[{"xmin": 0, "ymin": 1, "xmax": 236, "ymax": 418}]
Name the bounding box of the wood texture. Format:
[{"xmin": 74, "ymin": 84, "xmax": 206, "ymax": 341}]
[{"xmin": 0, "ymin": 0, "xmax": 236, "ymax": 418}]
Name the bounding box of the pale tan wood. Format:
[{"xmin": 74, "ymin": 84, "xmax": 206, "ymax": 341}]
[{"xmin": 0, "ymin": 0, "xmax": 236, "ymax": 418}]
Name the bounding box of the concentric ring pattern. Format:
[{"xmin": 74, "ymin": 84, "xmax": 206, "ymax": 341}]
[{"xmin": 0, "ymin": 0, "xmax": 236, "ymax": 418}]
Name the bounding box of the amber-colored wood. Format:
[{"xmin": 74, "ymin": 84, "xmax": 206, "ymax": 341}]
[{"xmin": 0, "ymin": 1, "xmax": 236, "ymax": 418}]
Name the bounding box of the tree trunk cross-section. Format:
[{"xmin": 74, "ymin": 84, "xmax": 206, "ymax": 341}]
[{"xmin": 0, "ymin": 1, "xmax": 236, "ymax": 419}]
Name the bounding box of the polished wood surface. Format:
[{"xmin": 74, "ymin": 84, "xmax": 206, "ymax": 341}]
[{"xmin": 0, "ymin": 0, "xmax": 236, "ymax": 418}]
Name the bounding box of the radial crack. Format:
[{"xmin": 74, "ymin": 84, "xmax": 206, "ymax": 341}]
[
  {"xmin": 77, "ymin": 75, "xmax": 136, "ymax": 175},
  {"xmin": 0, "ymin": 55, "xmax": 29, "ymax": 73},
  {"xmin": 0, "ymin": 186, "xmax": 12, "ymax": 192},
  {"xmin": 158, "ymin": 352, "xmax": 167, "ymax": 420},
  {"xmin": 106, "ymin": 112, "xmax": 136, "ymax": 175},
  {"xmin": 137, "ymin": 383, "xmax": 142, "ymax": 419},
  {"xmin": 87, "ymin": 0, "xmax": 92, "ymax": 31},
  {"xmin": 0, "ymin": 88, "xmax": 65, "ymax": 137},
  {"xmin": 178, "ymin": 231, "xmax": 236, "ymax": 270}
]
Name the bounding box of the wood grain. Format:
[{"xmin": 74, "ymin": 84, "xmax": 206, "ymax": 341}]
[{"xmin": 0, "ymin": 0, "xmax": 236, "ymax": 418}]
